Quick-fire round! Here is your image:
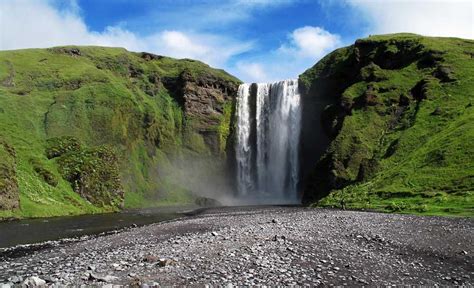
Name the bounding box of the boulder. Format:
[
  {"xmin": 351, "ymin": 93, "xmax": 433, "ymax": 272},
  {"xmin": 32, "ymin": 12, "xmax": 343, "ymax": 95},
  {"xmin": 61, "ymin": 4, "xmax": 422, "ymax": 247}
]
[
  {"xmin": 433, "ymin": 64, "xmax": 456, "ymax": 82},
  {"xmin": 22, "ymin": 276, "xmax": 46, "ymax": 287}
]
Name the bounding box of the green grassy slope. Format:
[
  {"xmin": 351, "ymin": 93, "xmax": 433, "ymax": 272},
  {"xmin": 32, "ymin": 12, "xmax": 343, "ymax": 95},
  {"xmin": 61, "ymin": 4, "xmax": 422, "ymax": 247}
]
[
  {"xmin": 301, "ymin": 34, "xmax": 474, "ymax": 216},
  {"xmin": 0, "ymin": 46, "xmax": 239, "ymax": 219}
]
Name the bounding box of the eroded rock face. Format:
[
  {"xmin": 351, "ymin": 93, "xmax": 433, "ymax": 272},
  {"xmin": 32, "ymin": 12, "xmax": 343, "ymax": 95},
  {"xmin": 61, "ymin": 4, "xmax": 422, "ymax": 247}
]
[
  {"xmin": 0, "ymin": 140, "xmax": 19, "ymax": 210},
  {"xmin": 164, "ymin": 71, "xmax": 239, "ymax": 154}
]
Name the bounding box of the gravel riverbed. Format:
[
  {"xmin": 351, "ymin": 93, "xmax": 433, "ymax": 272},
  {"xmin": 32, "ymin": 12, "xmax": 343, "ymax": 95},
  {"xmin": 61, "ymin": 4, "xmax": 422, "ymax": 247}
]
[{"xmin": 0, "ymin": 206, "xmax": 473, "ymax": 286}]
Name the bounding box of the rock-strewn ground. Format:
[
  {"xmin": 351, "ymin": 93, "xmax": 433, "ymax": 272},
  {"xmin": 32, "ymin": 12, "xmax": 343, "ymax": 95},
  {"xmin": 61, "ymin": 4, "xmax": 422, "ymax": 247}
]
[{"xmin": 0, "ymin": 206, "xmax": 473, "ymax": 286}]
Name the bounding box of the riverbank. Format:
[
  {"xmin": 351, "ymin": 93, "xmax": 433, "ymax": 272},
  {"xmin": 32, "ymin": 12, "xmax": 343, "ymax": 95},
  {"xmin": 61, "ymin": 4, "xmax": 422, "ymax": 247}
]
[{"xmin": 1, "ymin": 206, "xmax": 472, "ymax": 286}]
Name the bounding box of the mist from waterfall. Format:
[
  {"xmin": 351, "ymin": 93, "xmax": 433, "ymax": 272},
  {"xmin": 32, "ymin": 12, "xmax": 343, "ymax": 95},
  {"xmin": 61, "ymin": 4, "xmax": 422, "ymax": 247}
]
[{"xmin": 235, "ymin": 79, "xmax": 302, "ymax": 204}]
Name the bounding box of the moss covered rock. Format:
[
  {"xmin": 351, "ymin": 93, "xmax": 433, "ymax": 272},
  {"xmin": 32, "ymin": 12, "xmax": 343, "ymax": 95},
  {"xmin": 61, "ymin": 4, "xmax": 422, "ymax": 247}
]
[
  {"xmin": 0, "ymin": 140, "xmax": 19, "ymax": 210},
  {"xmin": 46, "ymin": 136, "xmax": 82, "ymax": 159},
  {"xmin": 57, "ymin": 145, "xmax": 123, "ymax": 207}
]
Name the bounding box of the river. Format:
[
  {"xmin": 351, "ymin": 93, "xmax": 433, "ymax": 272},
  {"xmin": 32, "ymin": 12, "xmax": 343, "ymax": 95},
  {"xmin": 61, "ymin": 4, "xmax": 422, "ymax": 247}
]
[{"xmin": 0, "ymin": 206, "xmax": 196, "ymax": 249}]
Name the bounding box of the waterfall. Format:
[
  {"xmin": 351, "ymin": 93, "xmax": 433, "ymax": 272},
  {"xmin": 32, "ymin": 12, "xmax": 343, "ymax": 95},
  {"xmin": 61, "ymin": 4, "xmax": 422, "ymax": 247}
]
[{"xmin": 235, "ymin": 79, "xmax": 302, "ymax": 203}]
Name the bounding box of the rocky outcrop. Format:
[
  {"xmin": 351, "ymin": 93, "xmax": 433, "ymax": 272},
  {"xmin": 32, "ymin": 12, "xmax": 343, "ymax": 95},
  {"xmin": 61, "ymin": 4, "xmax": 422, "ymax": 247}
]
[
  {"xmin": 163, "ymin": 70, "xmax": 238, "ymax": 154},
  {"xmin": 0, "ymin": 139, "xmax": 19, "ymax": 210}
]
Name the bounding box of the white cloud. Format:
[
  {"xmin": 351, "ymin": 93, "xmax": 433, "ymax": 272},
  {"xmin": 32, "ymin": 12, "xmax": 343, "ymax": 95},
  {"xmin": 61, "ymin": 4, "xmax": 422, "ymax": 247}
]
[
  {"xmin": 229, "ymin": 26, "xmax": 342, "ymax": 83},
  {"xmin": 232, "ymin": 58, "xmax": 313, "ymax": 83},
  {"xmin": 0, "ymin": 0, "xmax": 252, "ymax": 68},
  {"xmin": 160, "ymin": 31, "xmax": 209, "ymax": 57},
  {"xmin": 235, "ymin": 62, "xmax": 269, "ymax": 83},
  {"xmin": 278, "ymin": 26, "xmax": 341, "ymax": 59},
  {"xmin": 146, "ymin": 31, "xmax": 252, "ymax": 67},
  {"xmin": 347, "ymin": 0, "xmax": 473, "ymax": 39}
]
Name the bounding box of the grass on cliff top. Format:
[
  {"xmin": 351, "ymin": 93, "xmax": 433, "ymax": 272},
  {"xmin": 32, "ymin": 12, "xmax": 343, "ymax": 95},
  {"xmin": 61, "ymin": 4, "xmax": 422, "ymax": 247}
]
[
  {"xmin": 305, "ymin": 34, "xmax": 474, "ymax": 216},
  {"xmin": 0, "ymin": 45, "xmax": 238, "ymax": 219},
  {"xmin": 147, "ymin": 54, "xmax": 240, "ymax": 84}
]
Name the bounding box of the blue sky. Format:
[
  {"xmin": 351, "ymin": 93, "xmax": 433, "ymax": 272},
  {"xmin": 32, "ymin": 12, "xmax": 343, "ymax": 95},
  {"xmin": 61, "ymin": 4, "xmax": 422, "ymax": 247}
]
[{"xmin": 1, "ymin": 0, "xmax": 473, "ymax": 82}]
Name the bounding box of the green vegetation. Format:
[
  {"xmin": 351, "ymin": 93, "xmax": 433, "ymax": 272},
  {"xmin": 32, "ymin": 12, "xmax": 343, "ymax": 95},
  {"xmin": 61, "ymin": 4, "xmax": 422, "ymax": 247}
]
[
  {"xmin": 56, "ymin": 143, "xmax": 123, "ymax": 207},
  {"xmin": 0, "ymin": 140, "xmax": 19, "ymax": 211},
  {"xmin": 301, "ymin": 34, "xmax": 474, "ymax": 216},
  {"xmin": 217, "ymin": 101, "xmax": 235, "ymax": 155},
  {"xmin": 0, "ymin": 46, "xmax": 239, "ymax": 219}
]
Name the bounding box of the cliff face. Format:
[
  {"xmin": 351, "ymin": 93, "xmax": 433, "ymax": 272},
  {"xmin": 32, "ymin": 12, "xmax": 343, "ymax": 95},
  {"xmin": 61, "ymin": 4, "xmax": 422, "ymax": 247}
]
[
  {"xmin": 0, "ymin": 46, "xmax": 239, "ymax": 218},
  {"xmin": 162, "ymin": 70, "xmax": 237, "ymax": 154},
  {"xmin": 300, "ymin": 34, "xmax": 474, "ymax": 215}
]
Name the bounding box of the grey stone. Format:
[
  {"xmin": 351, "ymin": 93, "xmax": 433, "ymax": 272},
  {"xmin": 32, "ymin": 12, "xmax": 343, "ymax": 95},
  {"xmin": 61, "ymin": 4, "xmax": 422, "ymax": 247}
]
[
  {"xmin": 89, "ymin": 272, "xmax": 118, "ymax": 282},
  {"xmin": 22, "ymin": 276, "xmax": 46, "ymax": 287}
]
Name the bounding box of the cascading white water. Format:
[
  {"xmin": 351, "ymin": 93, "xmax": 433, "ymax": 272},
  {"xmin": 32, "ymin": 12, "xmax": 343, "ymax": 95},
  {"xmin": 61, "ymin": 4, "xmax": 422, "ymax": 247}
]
[
  {"xmin": 235, "ymin": 79, "xmax": 301, "ymax": 203},
  {"xmin": 235, "ymin": 84, "xmax": 253, "ymax": 196}
]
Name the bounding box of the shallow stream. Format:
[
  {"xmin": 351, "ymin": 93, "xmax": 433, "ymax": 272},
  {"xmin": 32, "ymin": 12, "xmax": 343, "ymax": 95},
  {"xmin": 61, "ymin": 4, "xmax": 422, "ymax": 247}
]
[{"xmin": 0, "ymin": 206, "xmax": 196, "ymax": 249}]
